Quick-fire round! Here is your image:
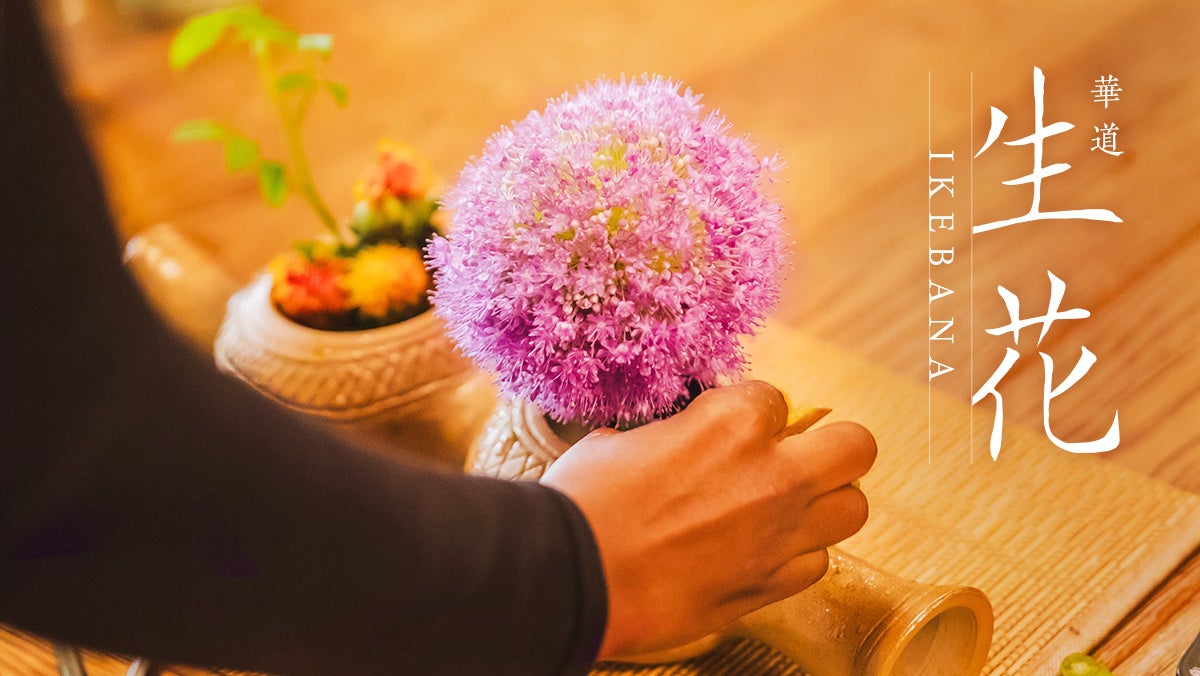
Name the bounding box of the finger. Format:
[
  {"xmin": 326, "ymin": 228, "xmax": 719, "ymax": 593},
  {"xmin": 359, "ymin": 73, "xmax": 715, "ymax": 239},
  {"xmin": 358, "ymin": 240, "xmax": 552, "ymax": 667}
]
[
  {"xmin": 761, "ymin": 549, "xmax": 831, "ymax": 605},
  {"xmin": 778, "ymin": 421, "xmax": 877, "ymax": 496},
  {"xmin": 784, "ymin": 484, "xmax": 870, "ymax": 553},
  {"xmin": 680, "ymin": 380, "xmax": 789, "ymax": 439}
]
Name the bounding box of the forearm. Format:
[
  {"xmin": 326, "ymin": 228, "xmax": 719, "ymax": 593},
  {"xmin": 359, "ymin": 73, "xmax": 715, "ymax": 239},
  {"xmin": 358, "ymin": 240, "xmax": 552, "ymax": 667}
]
[
  {"xmin": 2, "ymin": 366, "xmax": 603, "ymax": 674},
  {"xmin": 0, "ymin": 2, "xmax": 605, "ymax": 672}
]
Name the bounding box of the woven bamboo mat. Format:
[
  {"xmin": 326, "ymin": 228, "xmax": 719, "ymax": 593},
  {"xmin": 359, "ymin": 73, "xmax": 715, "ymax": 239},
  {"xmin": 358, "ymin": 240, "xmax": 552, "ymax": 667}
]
[{"xmin": 592, "ymin": 324, "xmax": 1200, "ymax": 676}]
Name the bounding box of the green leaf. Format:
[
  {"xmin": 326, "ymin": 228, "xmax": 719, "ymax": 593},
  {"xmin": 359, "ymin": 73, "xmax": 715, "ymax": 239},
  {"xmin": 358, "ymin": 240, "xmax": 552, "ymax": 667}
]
[
  {"xmin": 276, "ymin": 71, "xmax": 316, "ymax": 93},
  {"xmin": 172, "ymin": 118, "xmax": 227, "ymax": 143},
  {"xmin": 173, "ymin": 120, "xmax": 258, "ymax": 172},
  {"xmin": 169, "ymin": 9, "xmax": 235, "ymax": 70},
  {"xmin": 229, "ymin": 8, "xmax": 297, "ymax": 48},
  {"xmin": 322, "ymin": 80, "xmax": 349, "ymax": 107},
  {"xmin": 294, "ymin": 240, "xmax": 318, "ymax": 260},
  {"xmin": 297, "ymin": 33, "xmax": 333, "ymax": 55},
  {"xmin": 258, "ymin": 161, "xmax": 287, "ymax": 206},
  {"xmin": 224, "ymin": 135, "xmax": 259, "ymax": 171}
]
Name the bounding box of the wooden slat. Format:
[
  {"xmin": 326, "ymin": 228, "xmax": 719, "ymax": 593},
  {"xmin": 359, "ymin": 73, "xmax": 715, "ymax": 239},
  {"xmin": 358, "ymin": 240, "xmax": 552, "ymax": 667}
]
[{"xmin": 1095, "ymin": 547, "xmax": 1200, "ymax": 674}]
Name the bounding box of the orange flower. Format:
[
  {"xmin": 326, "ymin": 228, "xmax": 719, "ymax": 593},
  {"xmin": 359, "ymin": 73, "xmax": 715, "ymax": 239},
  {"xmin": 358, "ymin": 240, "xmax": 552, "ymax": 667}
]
[{"xmin": 269, "ymin": 250, "xmax": 353, "ymax": 329}]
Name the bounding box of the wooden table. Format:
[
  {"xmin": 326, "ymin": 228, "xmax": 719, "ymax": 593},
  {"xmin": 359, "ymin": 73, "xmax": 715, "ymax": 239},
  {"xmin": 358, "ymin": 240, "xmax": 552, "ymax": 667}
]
[{"xmin": 11, "ymin": 0, "xmax": 1199, "ymax": 673}]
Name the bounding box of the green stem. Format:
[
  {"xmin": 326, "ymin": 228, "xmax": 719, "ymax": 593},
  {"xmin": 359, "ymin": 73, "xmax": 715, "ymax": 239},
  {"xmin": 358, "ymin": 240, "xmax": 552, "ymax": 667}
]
[{"xmin": 253, "ymin": 41, "xmax": 343, "ymax": 244}]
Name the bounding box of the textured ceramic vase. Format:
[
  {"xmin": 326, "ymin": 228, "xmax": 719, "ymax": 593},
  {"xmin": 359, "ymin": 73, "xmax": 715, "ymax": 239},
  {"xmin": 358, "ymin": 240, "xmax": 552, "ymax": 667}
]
[
  {"xmin": 214, "ymin": 274, "xmax": 495, "ymax": 469},
  {"xmin": 123, "ymin": 222, "xmax": 242, "ymax": 351},
  {"xmin": 470, "ymin": 398, "xmax": 994, "ymax": 676}
]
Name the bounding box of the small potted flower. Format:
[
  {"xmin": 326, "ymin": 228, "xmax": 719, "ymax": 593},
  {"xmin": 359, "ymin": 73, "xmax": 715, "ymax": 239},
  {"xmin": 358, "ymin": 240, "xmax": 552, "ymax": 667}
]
[
  {"xmin": 265, "ymin": 139, "xmax": 440, "ymax": 331},
  {"xmin": 169, "ymin": 5, "xmax": 488, "ymax": 467},
  {"xmin": 431, "ymin": 75, "xmax": 992, "ymax": 674}
]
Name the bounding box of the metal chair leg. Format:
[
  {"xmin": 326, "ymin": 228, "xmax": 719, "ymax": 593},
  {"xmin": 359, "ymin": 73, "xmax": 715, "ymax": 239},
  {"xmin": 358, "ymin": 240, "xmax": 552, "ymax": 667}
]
[
  {"xmin": 53, "ymin": 642, "xmax": 162, "ymax": 676},
  {"xmin": 51, "ymin": 642, "xmax": 86, "ymax": 676},
  {"xmin": 127, "ymin": 657, "xmax": 162, "ymax": 676}
]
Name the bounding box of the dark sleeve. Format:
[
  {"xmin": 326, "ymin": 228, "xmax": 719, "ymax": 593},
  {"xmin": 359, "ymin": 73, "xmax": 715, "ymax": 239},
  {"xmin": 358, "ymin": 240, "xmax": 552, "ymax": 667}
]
[{"xmin": 0, "ymin": 3, "xmax": 607, "ymax": 674}]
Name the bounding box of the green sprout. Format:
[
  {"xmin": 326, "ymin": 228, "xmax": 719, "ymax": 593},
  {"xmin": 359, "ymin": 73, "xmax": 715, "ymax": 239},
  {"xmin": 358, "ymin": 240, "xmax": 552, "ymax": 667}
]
[{"xmin": 170, "ymin": 4, "xmax": 348, "ymax": 244}]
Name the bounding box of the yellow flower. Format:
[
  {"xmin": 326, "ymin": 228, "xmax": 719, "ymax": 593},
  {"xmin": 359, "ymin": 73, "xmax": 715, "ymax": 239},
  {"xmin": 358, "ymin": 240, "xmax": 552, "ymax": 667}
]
[{"xmin": 343, "ymin": 244, "xmax": 430, "ymax": 320}]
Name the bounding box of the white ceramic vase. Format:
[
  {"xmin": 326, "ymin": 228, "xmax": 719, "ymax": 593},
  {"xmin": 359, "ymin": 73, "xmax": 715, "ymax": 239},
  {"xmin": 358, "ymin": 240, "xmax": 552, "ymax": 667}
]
[
  {"xmin": 470, "ymin": 397, "xmax": 994, "ymax": 676},
  {"xmin": 214, "ymin": 274, "xmax": 495, "ymax": 469}
]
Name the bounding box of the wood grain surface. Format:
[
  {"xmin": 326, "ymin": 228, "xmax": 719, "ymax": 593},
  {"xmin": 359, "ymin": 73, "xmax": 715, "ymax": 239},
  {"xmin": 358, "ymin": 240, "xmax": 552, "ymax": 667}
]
[{"xmin": 12, "ymin": 0, "xmax": 1199, "ymax": 673}]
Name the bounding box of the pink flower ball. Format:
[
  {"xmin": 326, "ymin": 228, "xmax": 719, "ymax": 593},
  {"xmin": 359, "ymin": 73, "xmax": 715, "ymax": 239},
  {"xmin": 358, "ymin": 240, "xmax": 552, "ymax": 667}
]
[{"xmin": 430, "ymin": 75, "xmax": 787, "ymax": 427}]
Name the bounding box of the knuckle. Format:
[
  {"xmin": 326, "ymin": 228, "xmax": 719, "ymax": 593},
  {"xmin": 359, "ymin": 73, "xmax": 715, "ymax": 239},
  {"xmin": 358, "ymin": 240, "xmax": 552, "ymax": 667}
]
[
  {"xmin": 687, "ymin": 381, "xmax": 786, "ymax": 437},
  {"xmin": 757, "ymin": 378, "xmax": 789, "ymax": 406},
  {"xmin": 737, "ymin": 380, "xmax": 789, "ymax": 431},
  {"xmin": 740, "ymin": 380, "xmax": 788, "ymax": 408}
]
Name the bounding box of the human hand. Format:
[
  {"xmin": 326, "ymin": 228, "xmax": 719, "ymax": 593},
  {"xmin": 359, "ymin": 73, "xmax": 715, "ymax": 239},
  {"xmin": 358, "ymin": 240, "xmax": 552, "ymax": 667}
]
[{"xmin": 541, "ymin": 380, "xmax": 876, "ymax": 660}]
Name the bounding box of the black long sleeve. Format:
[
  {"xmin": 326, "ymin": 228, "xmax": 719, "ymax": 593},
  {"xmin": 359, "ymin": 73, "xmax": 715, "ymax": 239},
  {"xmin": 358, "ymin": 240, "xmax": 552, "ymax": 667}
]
[{"xmin": 0, "ymin": 2, "xmax": 607, "ymax": 673}]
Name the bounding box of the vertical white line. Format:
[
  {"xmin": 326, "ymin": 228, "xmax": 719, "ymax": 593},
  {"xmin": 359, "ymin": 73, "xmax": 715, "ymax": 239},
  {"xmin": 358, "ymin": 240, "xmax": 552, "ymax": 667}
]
[
  {"xmin": 970, "ymin": 71, "xmax": 975, "ymax": 465},
  {"xmin": 928, "ymin": 70, "xmax": 933, "ymax": 466}
]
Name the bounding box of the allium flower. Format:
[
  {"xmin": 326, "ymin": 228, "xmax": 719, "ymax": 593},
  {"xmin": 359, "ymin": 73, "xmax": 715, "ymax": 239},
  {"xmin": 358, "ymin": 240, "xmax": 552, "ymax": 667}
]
[{"xmin": 430, "ymin": 75, "xmax": 787, "ymax": 427}]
